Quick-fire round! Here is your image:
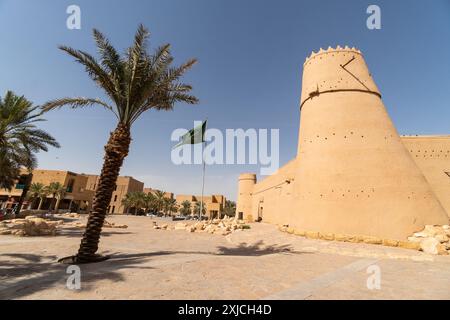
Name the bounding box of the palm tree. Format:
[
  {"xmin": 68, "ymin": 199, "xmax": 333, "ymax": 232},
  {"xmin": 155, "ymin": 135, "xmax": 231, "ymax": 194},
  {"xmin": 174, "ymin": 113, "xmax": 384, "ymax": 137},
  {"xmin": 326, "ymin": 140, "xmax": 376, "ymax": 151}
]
[
  {"xmin": 153, "ymin": 190, "xmax": 167, "ymax": 214},
  {"xmin": 46, "ymin": 182, "xmax": 66, "ymax": 213},
  {"xmin": 121, "ymin": 192, "xmax": 136, "ymax": 214},
  {"xmin": 27, "ymin": 182, "xmax": 47, "ymax": 209},
  {"xmin": 180, "ymin": 200, "xmax": 192, "ymax": 216},
  {"xmin": 165, "ymin": 198, "xmax": 178, "ymax": 216},
  {"xmin": 223, "ymin": 200, "xmax": 236, "ymax": 217},
  {"xmin": 193, "ymin": 201, "xmax": 206, "ymax": 217},
  {"xmin": 42, "ymin": 25, "xmax": 198, "ymax": 263},
  {"xmin": 0, "ymin": 91, "xmax": 59, "ymax": 193},
  {"xmin": 144, "ymin": 192, "xmax": 157, "ymax": 213}
]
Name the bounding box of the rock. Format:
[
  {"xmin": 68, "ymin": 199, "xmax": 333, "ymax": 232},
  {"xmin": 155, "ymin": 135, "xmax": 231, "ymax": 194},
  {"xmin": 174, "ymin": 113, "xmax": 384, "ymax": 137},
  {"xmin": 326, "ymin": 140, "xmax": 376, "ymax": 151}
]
[
  {"xmin": 0, "ymin": 228, "xmax": 12, "ymax": 235},
  {"xmin": 407, "ymin": 236, "xmax": 422, "ymax": 243},
  {"xmin": 294, "ymin": 230, "xmax": 306, "ymax": 237},
  {"xmin": 347, "ymin": 235, "xmax": 360, "ymax": 243},
  {"xmin": 153, "ymin": 225, "xmax": 161, "ymax": 230},
  {"xmin": 11, "ymin": 229, "xmax": 26, "ymax": 236},
  {"xmin": 174, "ymin": 222, "xmax": 187, "ymax": 230},
  {"xmin": 305, "ymin": 231, "xmax": 320, "ymax": 239},
  {"xmin": 398, "ymin": 241, "xmax": 421, "ymax": 250},
  {"xmin": 320, "ymin": 233, "xmax": 335, "ymax": 241},
  {"xmin": 382, "ymin": 239, "xmax": 399, "ymax": 247},
  {"xmin": 161, "ymin": 224, "xmax": 168, "ymax": 230},
  {"xmin": 186, "ymin": 226, "xmax": 196, "ymax": 233},
  {"xmin": 436, "ymin": 244, "xmax": 448, "ymax": 255},
  {"xmin": 434, "ymin": 234, "xmax": 449, "ymax": 243},
  {"xmin": 420, "ymin": 238, "xmax": 440, "ymax": 254},
  {"xmin": 334, "ymin": 234, "xmax": 349, "ymax": 242},
  {"xmin": 286, "ymin": 227, "xmax": 295, "ymax": 234},
  {"xmin": 362, "ymin": 236, "xmax": 382, "ymax": 245}
]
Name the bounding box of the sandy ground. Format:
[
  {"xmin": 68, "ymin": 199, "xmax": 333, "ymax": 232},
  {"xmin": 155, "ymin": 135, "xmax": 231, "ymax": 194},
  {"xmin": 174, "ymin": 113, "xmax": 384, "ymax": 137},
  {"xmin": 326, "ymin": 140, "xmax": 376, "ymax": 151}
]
[{"xmin": 0, "ymin": 215, "xmax": 449, "ymax": 300}]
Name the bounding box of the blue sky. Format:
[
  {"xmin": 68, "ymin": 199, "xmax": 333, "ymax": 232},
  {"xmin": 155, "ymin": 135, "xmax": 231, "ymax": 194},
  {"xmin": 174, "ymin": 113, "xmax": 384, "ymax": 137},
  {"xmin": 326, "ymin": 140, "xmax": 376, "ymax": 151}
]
[{"xmin": 0, "ymin": 0, "xmax": 449, "ymax": 200}]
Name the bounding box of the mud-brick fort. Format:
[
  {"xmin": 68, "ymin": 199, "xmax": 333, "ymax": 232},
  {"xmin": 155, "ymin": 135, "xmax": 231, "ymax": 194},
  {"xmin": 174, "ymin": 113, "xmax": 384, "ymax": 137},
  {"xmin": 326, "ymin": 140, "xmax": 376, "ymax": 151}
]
[{"xmin": 236, "ymin": 46, "xmax": 450, "ymax": 241}]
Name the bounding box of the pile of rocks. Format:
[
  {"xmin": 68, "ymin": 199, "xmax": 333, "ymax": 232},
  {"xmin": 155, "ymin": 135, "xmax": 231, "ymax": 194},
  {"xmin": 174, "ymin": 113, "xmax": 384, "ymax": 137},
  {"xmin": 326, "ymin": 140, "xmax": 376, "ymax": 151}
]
[
  {"xmin": 60, "ymin": 212, "xmax": 80, "ymax": 218},
  {"xmin": 153, "ymin": 217, "xmax": 250, "ymax": 236},
  {"xmin": 103, "ymin": 221, "xmax": 128, "ymax": 229},
  {"xmin": 279, "ymin": 224, "xmax": 450, "ymax": 255},
  {"xmin": 0, "ymin": 216, "xmax": 63, "ymax": 236},
  {"xmin": 407, "ymin": 225, "xmax": 450, "ymax": 255},
  {"xmin": 66, "ymin": 220, "xmax": 128, "ymax": 229}
]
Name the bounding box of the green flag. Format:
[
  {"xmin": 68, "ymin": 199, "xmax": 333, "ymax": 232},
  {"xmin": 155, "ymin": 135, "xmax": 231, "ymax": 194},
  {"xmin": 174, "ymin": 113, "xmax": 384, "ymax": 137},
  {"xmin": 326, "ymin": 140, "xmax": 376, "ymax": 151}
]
[{"xmin": 173, "ymin": 120, "xmax": 207, "ymax": 149}]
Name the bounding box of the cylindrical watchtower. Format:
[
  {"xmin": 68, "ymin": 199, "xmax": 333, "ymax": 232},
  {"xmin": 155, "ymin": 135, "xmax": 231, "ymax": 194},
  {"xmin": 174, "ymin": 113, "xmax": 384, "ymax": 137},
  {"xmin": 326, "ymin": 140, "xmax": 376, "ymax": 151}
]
[
  {"xmin": 236, "ymin": 173, "xmax": 256, "ymax": 221},
  {"xmin": 292, "ymin": 46, "xmax": 448, "ymax": 240}
]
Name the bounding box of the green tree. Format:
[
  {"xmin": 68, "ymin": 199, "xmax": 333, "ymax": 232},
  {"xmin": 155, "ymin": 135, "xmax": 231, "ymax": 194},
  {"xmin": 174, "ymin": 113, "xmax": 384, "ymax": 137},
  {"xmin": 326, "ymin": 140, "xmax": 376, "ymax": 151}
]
[
  {"xmin": 153, "ymin": 190, "xmax": 167, "ymax": 214},
  {"xmin": 223, "ymin": 200, "xmax": 236, "ymax": 217},
  {"xmin": 122, "ymin": 191, "xmax": 147, "ymax": 214},
  {"xmin": 27, "ymin": 182, "xmax": 47, "ymax": 209},
  {"xmin": 179, "ymin": 200, "xmax": 192, "ymax": 216},
  {"xmin": 165, "ymin": 198, "xmax": 178, "ymax": 216},
  {"xmin": 42, "ymin": 25, "xmax": 198, "ymax": 263},
  {"xmin": 193, "ymin": 201, "xmax": 206, "ymax": 216},
  {"xmin": 144, "ymin": 192, "xmax": 157, "ymax": 213},
  {"xmin": 0, "ymin": 91, "xmax": 59, "ymax": 190},
  {"xmin": 46, "ymin": 182, "xmax": 66, "ymax": 213}
]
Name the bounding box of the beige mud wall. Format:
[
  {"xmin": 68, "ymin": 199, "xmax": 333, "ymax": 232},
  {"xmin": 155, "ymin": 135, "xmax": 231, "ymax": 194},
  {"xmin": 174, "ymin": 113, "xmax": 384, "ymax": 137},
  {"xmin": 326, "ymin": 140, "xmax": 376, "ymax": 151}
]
[
  {"xmin": 250, "ymin": 159, "xmax": 297, "ymax": 225},
  {"xmin": 402, "ymin": 136, "xmax": 450, "ymax": 217}
]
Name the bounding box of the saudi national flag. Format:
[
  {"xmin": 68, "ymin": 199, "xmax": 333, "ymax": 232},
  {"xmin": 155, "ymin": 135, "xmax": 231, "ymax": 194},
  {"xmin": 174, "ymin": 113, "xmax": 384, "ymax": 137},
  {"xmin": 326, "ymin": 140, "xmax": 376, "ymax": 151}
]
[{"xmin": 173, "ymin": 120, "xmax": 207, "ymax": 149}]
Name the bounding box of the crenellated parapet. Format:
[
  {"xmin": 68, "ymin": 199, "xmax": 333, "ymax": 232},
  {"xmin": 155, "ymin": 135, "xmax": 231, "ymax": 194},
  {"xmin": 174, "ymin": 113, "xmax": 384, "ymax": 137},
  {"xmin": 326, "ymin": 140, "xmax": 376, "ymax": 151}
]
[{"xmin": 300, "ymin": 46, "xmax": 381, "ymax": 108}]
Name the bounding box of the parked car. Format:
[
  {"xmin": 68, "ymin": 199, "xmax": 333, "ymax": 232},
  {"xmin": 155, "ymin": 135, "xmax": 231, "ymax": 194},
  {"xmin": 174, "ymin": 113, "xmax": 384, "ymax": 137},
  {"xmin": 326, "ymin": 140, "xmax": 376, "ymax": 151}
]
[{"xmin": 172, "ymin": 215, "xmax": 186, "ymax": 221}]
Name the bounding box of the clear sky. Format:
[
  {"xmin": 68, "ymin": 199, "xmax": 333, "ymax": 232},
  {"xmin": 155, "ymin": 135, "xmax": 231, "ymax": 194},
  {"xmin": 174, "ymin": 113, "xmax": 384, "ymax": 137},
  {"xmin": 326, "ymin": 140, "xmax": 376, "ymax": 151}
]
[{"xmin": 0, "ymin": 0, "xmax": 449, "ymax": 200}]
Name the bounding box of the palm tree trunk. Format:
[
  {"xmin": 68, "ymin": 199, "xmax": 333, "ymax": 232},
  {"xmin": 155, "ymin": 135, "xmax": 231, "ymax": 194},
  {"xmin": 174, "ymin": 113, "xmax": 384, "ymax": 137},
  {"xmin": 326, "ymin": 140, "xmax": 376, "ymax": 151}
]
[
  {"xmin": 66, "ymin": 123, "xmax": 131, "ymax": 264},
  {"xmin": 38, "ymin": 197, "xmax": 44, "ymax": 210},
  {"xmin": 55, "ymin": 197, "xmax": 61, "ymax": 213}
]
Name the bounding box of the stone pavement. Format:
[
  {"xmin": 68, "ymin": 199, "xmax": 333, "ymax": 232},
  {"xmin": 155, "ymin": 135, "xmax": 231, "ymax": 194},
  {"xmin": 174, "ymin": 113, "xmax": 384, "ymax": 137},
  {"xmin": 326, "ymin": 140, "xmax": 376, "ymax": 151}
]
[{"xmin": 0, "ymin": 215, "xmax": 449, "ymax": 299}]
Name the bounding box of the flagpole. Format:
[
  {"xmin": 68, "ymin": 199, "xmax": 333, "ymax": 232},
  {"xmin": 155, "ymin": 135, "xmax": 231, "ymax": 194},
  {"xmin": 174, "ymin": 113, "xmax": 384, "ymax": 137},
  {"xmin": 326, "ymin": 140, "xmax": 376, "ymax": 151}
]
[
  {"xmin": 199, "ymin": 141, "xmax": 206, "ymax": 221},
  {"xmin": 199, "ymin": 119, "xmax": 207, "ymax": 221}
]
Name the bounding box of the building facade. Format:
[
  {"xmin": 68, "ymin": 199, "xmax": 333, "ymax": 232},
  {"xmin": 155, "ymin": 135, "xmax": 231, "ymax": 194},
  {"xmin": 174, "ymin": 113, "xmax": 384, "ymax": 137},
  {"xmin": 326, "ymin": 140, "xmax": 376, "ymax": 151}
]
[
  {"xmin": 176, "ymin": 194, "xmax": 226, "ymax": 219},
  {"xmin": 236, "ymin": 46, "xmax": 450, "ymax": 241},
  {"xmin": 0, "ymin": 170, "xmax": 94, "ymax": 212},
  {"xmin": 85, "ymin": 175, "xmax": 144, "ymax": 214}
]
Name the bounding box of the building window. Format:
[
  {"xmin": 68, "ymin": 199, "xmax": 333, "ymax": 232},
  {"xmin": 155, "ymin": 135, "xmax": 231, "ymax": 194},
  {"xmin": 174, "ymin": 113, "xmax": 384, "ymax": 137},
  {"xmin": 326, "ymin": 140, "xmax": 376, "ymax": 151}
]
[
  {"xmin": 114, "ymin": 185, "xmax": 118, "ymax": 191},
  {"xmin": 238, "ymin": 212, "xmax": 243, "ymax": 220},
  {"xmin": 66, "ymin": 179, "xmax": 75, "ymax": 193},
  {"xmin": 114, "ymin": 195, "xmax": 117, "ymax": 202},
  {"xmin": 111, "ymin": 206, "xmax": 115, "ymax": 214}
]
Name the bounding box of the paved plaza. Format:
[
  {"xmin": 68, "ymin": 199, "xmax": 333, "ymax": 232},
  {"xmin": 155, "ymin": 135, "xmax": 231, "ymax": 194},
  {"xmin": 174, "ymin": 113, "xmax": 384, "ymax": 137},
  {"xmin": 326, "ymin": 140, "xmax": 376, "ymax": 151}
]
[{"xmin": 1, "ymin": 215, "xmax": 449, "ymax": 300}]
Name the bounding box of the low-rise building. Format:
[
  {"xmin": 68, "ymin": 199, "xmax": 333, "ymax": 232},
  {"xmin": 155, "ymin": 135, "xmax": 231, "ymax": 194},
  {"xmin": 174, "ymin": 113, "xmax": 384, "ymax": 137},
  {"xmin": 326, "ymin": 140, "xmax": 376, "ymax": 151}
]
[
  {"xmin": 84, "ymin": 175, "xmax": 144, "ymax": 214},
  {"xmin": 176, "ymin": 194, "xmax": 226, "ymax": 219},
  {"xmin": 0, "ymin": 169, "xmax": 94, "ymax": 212}
]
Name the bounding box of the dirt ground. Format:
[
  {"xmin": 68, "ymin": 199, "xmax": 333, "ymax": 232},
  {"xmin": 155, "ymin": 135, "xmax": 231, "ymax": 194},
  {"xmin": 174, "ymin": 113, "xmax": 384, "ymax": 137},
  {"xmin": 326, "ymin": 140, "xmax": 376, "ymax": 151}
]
[{"xmin": 0, "ymin": 215, "xmax": 449, "ymax": 300}]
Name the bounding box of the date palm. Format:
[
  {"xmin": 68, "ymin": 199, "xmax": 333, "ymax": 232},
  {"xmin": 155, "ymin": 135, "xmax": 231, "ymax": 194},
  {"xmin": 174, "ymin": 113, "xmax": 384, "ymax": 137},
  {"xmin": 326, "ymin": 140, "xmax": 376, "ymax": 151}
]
[
  {"xmin": 180, "ymin": 200, "xmax": 192, "ymax": 216},
  {"xmin": 43, "ymin": 25, "xmax": 198, "ymax": 263},
  {"xmin": 27, "ymin": 182, "xmax": 47, "ymax": 209},
  {"xmin": 46, "ymin": 182, "xmax": 66, "ymax": 213},
  {"xmin": 0, "ymin": 91, "xmax": 59, "ymax": 190},
  {"xmin": 144, "ymin": 192, "xmax": 157, "ymax": 213},
  {"xmin": 165, "ymin": 197, "xmax": 178, "ymax": 216},
  {"xmin": 153, "ymin": 190, "xmax": 167, "ymax": 215}
]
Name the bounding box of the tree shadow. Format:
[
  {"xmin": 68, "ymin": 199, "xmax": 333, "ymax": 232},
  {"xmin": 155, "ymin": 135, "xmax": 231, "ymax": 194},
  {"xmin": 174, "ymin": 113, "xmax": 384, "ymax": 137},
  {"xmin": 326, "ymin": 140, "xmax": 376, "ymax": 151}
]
[
  {"xmin": 0, "ymin": 240, "xmax": 306, "ymax": 299},
  {"xmin": 215, "ymin": 240, "xmax": 297, "ymax": 256},
  {"xmin": 0, "ymin": 251, "xmax": 154, "ymax": 300},
  {"xmin": 57, "ymin": 227, "xmax": 134, "ymax": 238}
]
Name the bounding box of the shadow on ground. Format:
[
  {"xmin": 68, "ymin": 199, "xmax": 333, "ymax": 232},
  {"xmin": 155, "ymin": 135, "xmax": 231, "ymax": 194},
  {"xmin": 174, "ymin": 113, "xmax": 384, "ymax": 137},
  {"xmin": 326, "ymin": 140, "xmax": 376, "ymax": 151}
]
[{"xmin": 0, "ymin": 240, "xmax": 305, "ymax": 299}]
